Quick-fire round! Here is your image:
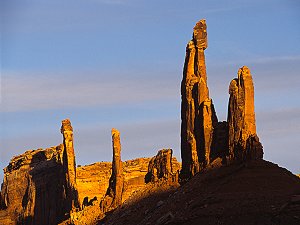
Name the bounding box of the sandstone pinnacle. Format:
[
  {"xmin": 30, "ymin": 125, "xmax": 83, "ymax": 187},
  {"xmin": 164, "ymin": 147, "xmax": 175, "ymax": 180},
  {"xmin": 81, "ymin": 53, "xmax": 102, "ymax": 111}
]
[
  {"xmin": 227, "ymin": 66, "xmax": 263, "ymax": 162},
  {"xmin": 100, "ymin": 128, "xmax": 124, "ymax": 212},
  {"xmin": 181, "ymin": 19, "xmax": 218, "ymax": 179},
  {"xmin": 180, "ymin": 21, "xmax": 263, "ymax": 180},
  {"xmin": 61, "ymin": 119, "xmax": 80, "ymax": 210}
]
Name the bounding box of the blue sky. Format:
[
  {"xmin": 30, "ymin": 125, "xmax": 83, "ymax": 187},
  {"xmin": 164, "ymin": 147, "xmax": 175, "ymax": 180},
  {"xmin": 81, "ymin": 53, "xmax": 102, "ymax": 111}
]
[{"xmin": 1, "ymin": 0, "xmax": 300, "ymax": 180}]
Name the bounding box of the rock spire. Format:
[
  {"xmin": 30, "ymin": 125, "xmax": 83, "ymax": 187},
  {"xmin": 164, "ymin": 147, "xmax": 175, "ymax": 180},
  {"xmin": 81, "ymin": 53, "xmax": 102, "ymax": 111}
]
[
  {"xmin": 180, "ymin": 19, "xmax": 218, "ymax": 179},
  {"xmin": 100, "ymin": 128, "xmax": 124, "ymax": 212},
  {"xmin": 227, "ymin": 66, "xmax": 263, "ymax": 162},
  {"xmin": 61, "ymin": 119, "xmax": 80, "ymax": 210},
  {"xmin": 180, "ymin": 20, "xmax": 263, "ymax": 180}
]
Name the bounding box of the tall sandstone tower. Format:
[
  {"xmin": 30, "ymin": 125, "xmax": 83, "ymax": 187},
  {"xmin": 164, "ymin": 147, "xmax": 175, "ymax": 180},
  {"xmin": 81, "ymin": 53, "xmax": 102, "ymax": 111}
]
[
  {"xmin": 100, "ymin": 128, "xmax": 124, "ymax": 212},
  {"xmin": 181, "ymin": 20, "xmax": 263, "ymax": 180},
  {"xmin": 227, "ymin": 66, "xmax": 263, "ymax": 162},
  {"xmin": 181, "ymin": 19, "xmax": 218, "ymax": 179},
  {"xmin": 61, "ymin": 119, "xmax": 80, "ymax": 210}
]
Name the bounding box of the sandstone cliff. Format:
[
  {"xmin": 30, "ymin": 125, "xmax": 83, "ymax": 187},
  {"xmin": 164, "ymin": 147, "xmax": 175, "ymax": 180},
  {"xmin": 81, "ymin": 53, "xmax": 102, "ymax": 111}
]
[
  {"xmin": 0, "ymin": 146, "xmax": 67, "ymax": 225},
  {"xmin": 0, "ymin": 119, "xmax": 81, "ymax": 225}
]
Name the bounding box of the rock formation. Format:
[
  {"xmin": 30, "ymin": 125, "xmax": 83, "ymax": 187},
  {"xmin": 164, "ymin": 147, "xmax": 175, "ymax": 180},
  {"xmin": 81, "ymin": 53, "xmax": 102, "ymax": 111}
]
[
  {"xmin": 180, "ymin": 20, "xmax": 263, "ymax": 180},
  {"xmin": 145, "ymin": 149, "xmax": 180, "ymax": 183},
  {"xmin": 100, "ymin": 128, "xmax": 124, "ymax": 212},
  {"xmin": 0, "ymin": 146, "xmax": 67, "ymax": 225},
  {"xmin": 61, "ymin": 119, "xmax": 80, "ymax": 210},
  {"xmin": 0, "ymin": 18, "xmax": 269, "ymax": 225},
  {"xmin": 0, "ymin": 119, "xmax": 81, "ymax": 225},
  {"xmin": 76, "ymin": 156, "xmax": 180, "ymax": 209},
  {"xmin": 180, "ymin": 19, "xmax": 218, "ymax": 179},
  {"xmin": 227, "ymin": 66, "xmax": 263, "ymax": 162}
]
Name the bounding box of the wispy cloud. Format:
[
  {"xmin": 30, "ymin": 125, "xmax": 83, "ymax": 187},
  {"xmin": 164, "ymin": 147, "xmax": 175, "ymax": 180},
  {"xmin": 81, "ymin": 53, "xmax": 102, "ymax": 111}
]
[
  {"xmin": 0, "ymin": 71, "xmax": 179, "ymax": 112},
  {"xmin": 222, "ymin": 55, "xmax": 300, "ymax": 66}
]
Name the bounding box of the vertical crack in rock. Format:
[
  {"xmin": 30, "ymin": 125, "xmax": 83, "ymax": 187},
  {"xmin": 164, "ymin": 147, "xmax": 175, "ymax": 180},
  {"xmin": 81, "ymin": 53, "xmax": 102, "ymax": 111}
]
[{"xmin": 227, "ymin": 66, "xmax": 263, "ymax": 162}]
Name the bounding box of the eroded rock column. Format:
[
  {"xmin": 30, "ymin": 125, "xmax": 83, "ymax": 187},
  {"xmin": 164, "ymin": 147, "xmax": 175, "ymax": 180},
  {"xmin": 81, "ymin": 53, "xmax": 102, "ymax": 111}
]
[
  {"xmin": 181, "ymin": 19, "xmax": 217, "ymax": 179},
  {"xmin": 100, "ymin": 128, "xmax": 124, "ymax": 212},
  {"xmin": 61, "ymin": 119, "xmax": 80, "ymax": 210},
  {"xmin": 227, "ymin": 66, "xmax": 263, "ymax": 162}
]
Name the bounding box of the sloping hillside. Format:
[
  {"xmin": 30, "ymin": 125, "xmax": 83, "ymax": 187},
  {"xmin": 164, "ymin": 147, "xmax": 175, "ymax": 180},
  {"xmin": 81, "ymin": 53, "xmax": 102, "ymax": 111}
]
[{"xmin": 101, "ymin": 160, "xmax": 300, "ymax": 225}]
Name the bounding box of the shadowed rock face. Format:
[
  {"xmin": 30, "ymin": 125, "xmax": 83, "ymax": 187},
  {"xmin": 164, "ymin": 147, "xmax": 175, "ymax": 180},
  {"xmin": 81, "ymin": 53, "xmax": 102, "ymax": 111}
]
[
  {"xmin": 0, "ymin": 146, "xmax": 69, "ymax": 225},
  {"xmin": 100, "ymin": 128, "xmax": 124, "ymax": 212},
  {"xmin": 145, "ymin": 149, "xmax": 181, "ymax": 183},
  {"xmin": 61, "ymin": 119, "xmax": 80, "ymax": 211},
  {"xmin": 227, "ymin": 66, "xmax": 263, "ymax": 162},
  {"xmin": 181, "ymin": 19, "xmax": 218, "ymax": 179}
]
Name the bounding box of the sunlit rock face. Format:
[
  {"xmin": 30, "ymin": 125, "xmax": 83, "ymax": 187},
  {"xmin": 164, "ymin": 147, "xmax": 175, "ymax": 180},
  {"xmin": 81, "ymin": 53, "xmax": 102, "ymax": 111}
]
[
  {"xmin": 181, "ymin": 19, "xmax": 218, "ymax": 179},
  {"xmin": 0, "ymin": 129, "xmax": 180, "ymax": 225},
  {"xmin": 100, "ymin": 128, "xmax": 124, "ymax": 213},
  {"xmin": 0, "ymin": 119, "xmax": 81, "ymax": 225},
  {"xmin": 145, "ymin": 149, "xmax": 181, "ymax": 184},
  {"xmin": 180, "ymin": 20, "xmax": 263, "ymax": 180},
  {"xmin": 76, "ymin": 158, "xmax": 152, "ymax": 208},
  {"xmin": 180, "ymin": 19, "xmax": 219, "ymax": 180},
  {"xmin": 227, "ymin": 66, "xmax": 263, "ymax": 162},
  {"xmin": 61, "ymin": 119, "xmax": 80, "ymax": 211}
]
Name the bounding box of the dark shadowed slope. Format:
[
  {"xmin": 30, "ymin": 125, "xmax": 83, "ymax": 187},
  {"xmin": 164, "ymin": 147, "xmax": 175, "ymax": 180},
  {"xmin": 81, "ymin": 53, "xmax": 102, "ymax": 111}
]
[{"xmin": 101, "ymin": 160, "xmax": 300, "ymax": 225}]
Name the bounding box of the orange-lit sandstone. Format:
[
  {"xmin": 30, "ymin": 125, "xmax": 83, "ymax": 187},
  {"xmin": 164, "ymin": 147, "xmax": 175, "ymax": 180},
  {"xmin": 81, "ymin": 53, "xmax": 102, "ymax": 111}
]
[
  {"xmin": 0, "ymin": 119, "xmax": 81, "ymax": 225},
  {"xmin": 145, "ymin": 149, "xmax": 180, "ymax": 183},
  {"xmin": 227, "ymin": 66, "xmax": 263, "ymax": 162},
  {"xmin": 181, "ymin": 19, "xmax": 218, "ymax": 179},
  {"xmin": 61, "ymin": 119, "xmax": 80, "ymax": 210},
  {"xmin": 100, "ymin": 128, "xmax": 124, "ymax": 212},
  {"xmin": 180, "ymin": 20, "xmax": 263, "ymax": 181},
  {"xmin": 2, "ymin": 18, "xmax": 299, "ymax": 225}
]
